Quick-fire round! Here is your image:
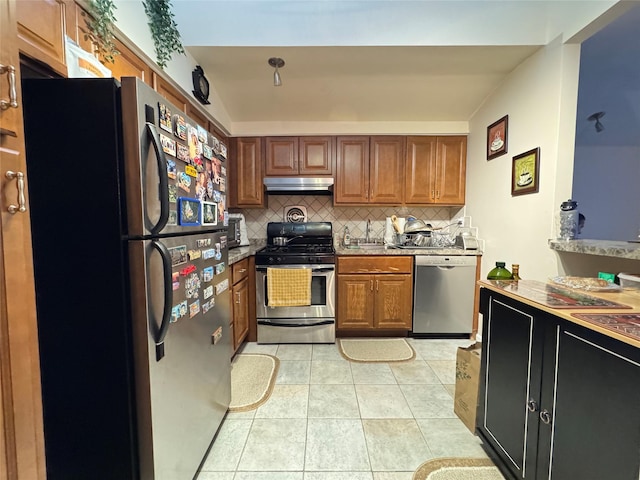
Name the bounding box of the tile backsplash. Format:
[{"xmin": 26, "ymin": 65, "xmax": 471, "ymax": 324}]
[{"xmin": 232, "ymin": 194, "xmax": 470, "ymax": 242}]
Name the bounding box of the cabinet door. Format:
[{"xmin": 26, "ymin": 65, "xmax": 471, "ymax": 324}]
[
  {"xmin": 405, "ymin": 136, "xmax": 437, "ymax": 204},
  {"xmin": 186, "ymin": 102, "xmax": 209, "ymax": 131},
  {"xmin": 265, "ymin": 137, "xmax": 298, "ymax": 176},
  {"xmin": 110, "ymin": 38, "xmax": 153, "ymax": 86},
  {"xmin": 434, "ymin": 136, "xmax": 466, "ymax": 205},
  {"xmin": 16, "ymin": 0, "xmax": 67, "ymax": 76},
  {"xmin": 299, "ymin": 136, "xmax": 333, "ymax": 175},
  {"xmin": 337, "ymin": 275, "xmax": 374, "ymax": 328},
  {"xmin": 65, "ymin": 2, "xmax": 95, "ymax": 56},
  {"xmin": 234, "ymin": 137, "xmax": 264, "ymax": 207},
  {"xmin": 153, "ymin": 73, "xmax": 188, "ymax": 112},
  {"xmin": 538, "ymin": 325, "xmax": 640, "ymax": 480},
  {"xmin": 478, "ymin": 291, "xmax": 543, "ymax": 479},
  {"xmin": 369, "ymin": 136, "xmax": 405, "ymax": 204},
  {"xmin": 233, "ymin": 277, "xmax": 250, "ymax": 351},
  {"xmin": 1, "ymin": 2, "xmax": 46, "ymax": 476},
  {"xmin": 374, "ymin": 274, "xmax": 412, "ymax": 329},
  {"xmin": 335, "ymin": 136, "xmax": 369, "ymax": 204}
]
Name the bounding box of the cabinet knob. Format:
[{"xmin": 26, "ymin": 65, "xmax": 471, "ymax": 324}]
[
  {"xmin": 527, "ymin": 399, "xmax": 538, "ymax": 413},
  {"xmin": 539, "ymin": 409, "xmax": 552, "ymax": 425},
  {"xmin": 239, "ymin": 268, "xmax": 247, "ymax": 273}
]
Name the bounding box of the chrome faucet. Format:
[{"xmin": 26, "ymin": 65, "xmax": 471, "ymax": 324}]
[{"xmin": 365, "ymin": 219, "xmax": 372, "ymax": 243}]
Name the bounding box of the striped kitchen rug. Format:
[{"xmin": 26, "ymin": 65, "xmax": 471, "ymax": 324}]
[
  {"xmin": 338, "ymin": 338, "xmax": 415, "ymax": 363},
  {"xmin": 413, "ymin": 458, "xmax": 504, "ymax": 480}
]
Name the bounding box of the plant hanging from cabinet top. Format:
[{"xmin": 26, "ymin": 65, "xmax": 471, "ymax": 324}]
[
  {"xmin": 142, "ymin": 0, "xmax": 186, "ymax": 69},
  {"xmin": 84, "ymin": 0, "xmax": 119, "ymax": 63}
]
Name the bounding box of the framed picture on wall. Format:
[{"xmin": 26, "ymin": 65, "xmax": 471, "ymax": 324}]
[
  {"xmin": 511, "ymin": 147, "xmax": 540, "ymax": 196},
  {"xmin": 487, "ymin": 115, "xmax": 509, "ymax": 160}
]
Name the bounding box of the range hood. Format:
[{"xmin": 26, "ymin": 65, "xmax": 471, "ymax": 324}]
[{"xmin": 263, "ymin": 177, "xmax": 334, "ymax": 195}]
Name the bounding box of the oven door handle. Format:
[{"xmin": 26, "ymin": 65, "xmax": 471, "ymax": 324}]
[
  {"xmin": 256, "ymin": 267, "xmax": 335, "ymax": 273},
  {"xmin": 257, "ymin": 320, "xmax": 335, "ymax": 327}
]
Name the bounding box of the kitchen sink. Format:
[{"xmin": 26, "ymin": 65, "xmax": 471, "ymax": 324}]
[{"xmin": 351, "ymin": 238, "xmax": 385, "ymax": 249}]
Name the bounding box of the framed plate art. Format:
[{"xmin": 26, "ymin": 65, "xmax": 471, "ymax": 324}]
[
  {"xmin": 487, "ymin": 115, "xmax": 508, "ymax": 160},
  {"xmin": 511, "ymin": 147, "xmax": 540, "ymax": 196}
]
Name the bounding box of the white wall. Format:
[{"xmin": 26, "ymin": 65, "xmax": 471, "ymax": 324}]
[{"xmin": 466, "ymin": 38, "xmax": 581, "ymax": 281}]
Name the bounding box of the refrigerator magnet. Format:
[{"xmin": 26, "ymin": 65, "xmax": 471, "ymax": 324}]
[
  {"xmin": 184, "ymin": 164, "xmax": 197, "ymax": 178},
  {"xmin": 219, "ymin": 177, "xmax": 226, "ymax": 193},
  {"xmin": 219, "ymin": 142, "xmax": 227, "ymax": 160},
  {"xmin": 176, "ymin": 144, "xmax": 189, "ymax": 163},
  {"xmin": 187, "ymin": 249, "xmax": 201, "ymax": 260},
  {"xmin": 203, "ymin": 144, "xmax": 212, "ymax": 160},
  {"xmin": 177, "ymin": 172, "xmax": 192, "ymax": 192},
  {"xmin": 168, "ymin": 245, "xmax": 187, "ymax": 267},
  {"xmin": 215, "ymin": 278, "xmax": 229, "ymax": 295},
  {"xmin": 211, "ymin": 136, "xmax": 220, "ymax": 156},
  {"xmin": 168, "ymin": 185, "xmax": 178, "ymax": 204},
  {"xmin": 160, "ymin": 134, "xmax": 176, "ymax": 157},
  {"xmin": 188, "ymin": 125, "xmax": 198, "ymax": 159},
  {"xmin": 174, "ymin": 114, "xmax": 187, "ymax": 140},
  {"xmin": 196, "ymin": 238, "xmax": 212, "ymax": 248},
  {"xmin": 202, "ymin": 266, "xmax": 214, "ymax": 282},
  {"xmin": 172, "ymin": 271, "xmax": 180, "ymax": 291},
  {"xmin": 178, "ymin": 197, "xmax": 201, "ymax": 226},
  {"xmin": 158, "ymin": 103, "xmax": 172, "ymax": 133},
  {"xmin": 221, "ymin": 165, "xmax": 226, "ymax": 177},
  {"xmin": 189, "ymin": 300, "xmax": 200, "ymax": 318},
  {"xmin": 214, "ymin": 242, "xmax": 222, "ymax": 260},
  {"xmin": 203, "ymin": 285, "xmax": 214, "ymax": 300},
  {"xmin": 212, "ymin": 326, "xmax": 223, "ymax": 345},
  {"xmin": 202, "ymin": 299, "xmax": 214, "ymax": 315},
  {"xmin": 168, "ymin": 210, "xmax": 178, "ymax": 226},
  {"xmin": 206, "ymin": 177, "xmax": 214, "ymax": 199},
  {"xmin": 202, "ymin": 248, "xmax": 216, "ymax": 260},
  {"xmin": 215, "ymin": 262, "xmax": 225, "ymax": 275},
  {"xmin": 220, "ymin": 235, "xmax": 227, "ymax": 249},
  {"xmin": 185, "ymin": 272, "xmax": 201, "ymax": 299},
  {"xmin": 197, "ymin": 125, "xmax": 207, "ymax": 143},
  {"xmin": 193, "ymin": 154, "xmax": 204, "ymax": 172},
  {"xmin": 201, "ymin": 201, "xmax": 217, "ymax": 226},
  {"xmin": 167, "ymin": 159, "xmax": 177, "ymax": 180}
]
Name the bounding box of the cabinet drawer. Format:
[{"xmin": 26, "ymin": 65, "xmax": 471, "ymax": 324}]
[
  {"xmin": 232, "ymin": 258, "xmax": 250, "ymax": 284},
  {"xmin": 337, "ymin": 256, "xmax": 412, "ymax": 274}
]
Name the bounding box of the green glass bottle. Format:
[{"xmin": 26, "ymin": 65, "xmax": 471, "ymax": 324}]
[{"xmin": 487, "ymin": 261, "xmax": 512, "ymax": 280}]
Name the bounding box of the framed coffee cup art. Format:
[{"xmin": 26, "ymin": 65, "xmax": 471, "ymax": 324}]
[
  {"xmin": 487, "ymin": 115, "xmax": 508, "ymax": 160},
  {"xmin": 511, "ymin": 147, "xmax": 540, "ymax": 196}
]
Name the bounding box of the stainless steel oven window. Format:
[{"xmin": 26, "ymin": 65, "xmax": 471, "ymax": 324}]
[{"xmin": 256, "ymin": 266, "xmax": 335, "ymax": 319}]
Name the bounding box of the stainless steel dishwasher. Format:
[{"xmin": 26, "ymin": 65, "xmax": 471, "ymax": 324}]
[{"xmin": 412, "ymin": 255, "xmax": 477, "ymax": 337}]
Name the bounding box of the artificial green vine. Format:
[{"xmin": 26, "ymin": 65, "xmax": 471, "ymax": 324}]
[
  {"xmin": 84, "ymin": 0, "xmax": 119, "ymax": 64},
  {"xmin": 142, "ymin": 0, "xmax": 186, "ymax": 69}
]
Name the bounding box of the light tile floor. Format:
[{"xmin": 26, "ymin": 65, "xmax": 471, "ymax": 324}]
[{"xmin": 197, "ymin": 338, "xmax": 488, "ymax": 480}]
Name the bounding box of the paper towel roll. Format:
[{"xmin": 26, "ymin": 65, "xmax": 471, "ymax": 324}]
[{"xmin": 397, "ymin": 217, "xmax": 406, "ymax": 234}]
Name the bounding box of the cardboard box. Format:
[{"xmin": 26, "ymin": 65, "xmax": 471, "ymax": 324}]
[{"xmin": 454, "ymin": 342, "xmax": 482, "ymax": 433}]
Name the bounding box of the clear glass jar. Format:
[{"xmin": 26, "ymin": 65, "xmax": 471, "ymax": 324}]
[{"xmin": 559, "ymin": 199, "xmax": 579, "ymax": 240}]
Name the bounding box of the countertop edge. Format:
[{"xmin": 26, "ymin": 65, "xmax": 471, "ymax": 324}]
[
  {"xmin": 478, "ymin": 279, "xmax": 640, "ymax": 349},
  {"xmin": 549, "ymin": 238, "xmax": 640, "ymax": 260}
]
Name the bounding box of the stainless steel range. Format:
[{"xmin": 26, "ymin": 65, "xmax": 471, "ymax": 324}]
[{"xmin": 255, "ymin": 222, "xmax": 336, "ymax": 344}]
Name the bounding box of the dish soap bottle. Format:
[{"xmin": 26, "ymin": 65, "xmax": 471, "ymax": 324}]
[
  {"xmin": 511, "ymin": 264, "xmax": 521, "ymax": 280},
  {"xmin": 343, "ymin": 226, "xmax": 351, "ymax": 247},
  {"xmin": 487, "ymin": 262, "xmax": 512, "ymax": 280}
]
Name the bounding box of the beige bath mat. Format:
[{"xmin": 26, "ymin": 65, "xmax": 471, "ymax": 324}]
[
  {"xmin": 413, "ymin": 458, "xmax": 504, "ymax": 480},
  {"xmin": 228, "ymin": 354, "xmax": 279, "ymax": 412},
  {"xmin": 338, "ymin": 338, "xmax": 415, "ymax": 363}
]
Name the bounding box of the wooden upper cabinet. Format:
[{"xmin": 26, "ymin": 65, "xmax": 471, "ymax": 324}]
[
  {"xmin": 186, "ymin": 103, "xmax": 209, "ymax": 130},
  {"xmin": 152, "ymin": 72, "xmax": 188, "ymax": 112},
  {"xmin": 299, "ymin": 136, "xmax": 333, "ymax": 175},
  {"xmin": 405, "ymin": 136, "xmax": 437, "ymax": 204},
  {"xmin": 234, "ymin": 137, "xmax": 264, "ymax": 207},
  {"xmin": 405, "ymin": 136, "xmax": 466, "ymax": 205},
  {"xmin": 335, "ymin": 136, "xmax": 369, "ymax": 204},
  {"xmin": 110, "ymin": 39, "xmax": 152, "ymax": 86},
  {"xmin": 64, "ymin": 1, "xmax": 94, "ymax": 55},
  {"xmin": 435, "ymin": 136, "xmax": 466, "ymax": 205},
  {"xmin": 370, "ymin": 136, "xmax": 404, "ymax": 204},
  {"xmin": 16, "ymin": 0, "xmax": 67, "ymax": 76},
  {"xmin": 265, "ymin": 137, "xmax": 298, "ymax": 176},
  {"xmin": 335, "ymin": 136, "xmax": 403, "ymax": 205}
]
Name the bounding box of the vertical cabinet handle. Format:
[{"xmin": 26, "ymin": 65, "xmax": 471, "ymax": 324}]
[
  {"xmin": 431, "ymin": 190, "xmax": 435, "ymax": 199},
  {"xmin": 436, "ymin": 190, "xmax": 440, "ymax": 199},
  {"xmin": 370, "ymin": 280, "xmax": 373, "ymax": 291},
  {"xmin": 5, "ymin": 171, "xmax": 26, "ymax": 214},
  {"xmin": 0, "ymin": 64, "xmax": 18, "ymax": 110},
  {"xmin": 539, "ymin": 409, "xmax": 552, "ymax": 425},
  {"xmin": 376, "ymin": 279, "xmax": 379, "ymax": 291},
  {"xmin": 235, "ymin": 292, "xmax": 241, "ymax": 304},
  {"xmin": 527, "ymin": 399, "xmax": 538, "ymax": 412}
]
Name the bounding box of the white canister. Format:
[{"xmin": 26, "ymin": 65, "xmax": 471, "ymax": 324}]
[
  {"xmin": 384, "ymin": 218, "xmax": 395, "ymax": 245},
  {"xmin": 397, "ymin": 217, "xmax": 406, "ymax": 234}
]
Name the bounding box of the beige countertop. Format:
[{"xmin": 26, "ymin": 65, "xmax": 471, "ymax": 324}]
[
  {"xmin": 479, "ymin": 279, "xmax": 640, "ymax": 349},
  {"xmin": 335, "ymin": 245, "xmax": 482, "ymax": 256},
  {"xmin": 549, "ymin": 238, "xmax": 640, "ymax": 260}
]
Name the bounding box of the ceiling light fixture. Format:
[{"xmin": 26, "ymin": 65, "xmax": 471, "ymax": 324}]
[
  {"xmin": 588, "ymin": 111, "xmax": 605, "ymax": 133},
  {"xmin": 268, "ymin": 57, "xmax": 285, "ymax": 87}
]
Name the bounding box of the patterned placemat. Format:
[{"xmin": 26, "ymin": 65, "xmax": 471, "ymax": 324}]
[{"xmin": 571, "ymin": 313, "xmax": 640, "ymax": 342}]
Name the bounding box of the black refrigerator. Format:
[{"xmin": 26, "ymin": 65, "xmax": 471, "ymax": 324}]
[{"xmin": 21, "ymin": 77, "xmax": 231, "ymax": 480}]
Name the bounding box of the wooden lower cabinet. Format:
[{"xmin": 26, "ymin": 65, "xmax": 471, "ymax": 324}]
[
  {"xmin": 231, "ymin": 258, "xmax": 250, "ymax": 353},
  {"xmin": 478, "ymin": 288, "xmax": 640, "ymax": 480},
  {"xmin": 337, "ymin": 256, "xmax": 413, "ymax": 330}
]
